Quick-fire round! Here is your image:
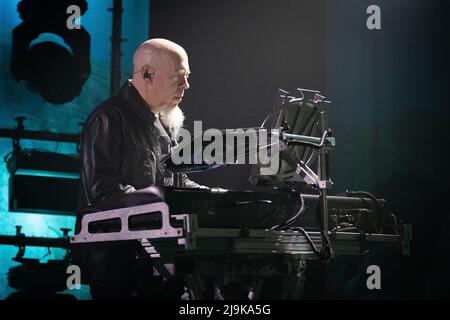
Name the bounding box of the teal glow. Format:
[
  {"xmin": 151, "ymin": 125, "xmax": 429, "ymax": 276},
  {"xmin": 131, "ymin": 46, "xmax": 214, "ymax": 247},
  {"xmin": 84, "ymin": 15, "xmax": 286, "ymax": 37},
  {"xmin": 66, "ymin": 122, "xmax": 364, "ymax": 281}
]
[
  {"xmin": 15, "ymin": 169, "xmax": 80, "ymax": 179},
  {"xmin": 0, "ymin": 0, "xmax": 150, "ymax": 300},
  {"xmin": 30, "ymin": 33, "xmax": 73, "ymax": 54},
  {"xmin": 11, "ymin": 208, "xmax": 77, "ymax": 216}
]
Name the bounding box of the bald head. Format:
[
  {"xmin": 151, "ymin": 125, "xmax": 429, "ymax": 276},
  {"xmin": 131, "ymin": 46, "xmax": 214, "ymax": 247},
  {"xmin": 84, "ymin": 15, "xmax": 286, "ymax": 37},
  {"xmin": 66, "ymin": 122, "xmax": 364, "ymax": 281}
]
[
  {"xmin": 133, "ymin": 38, "xmax": 188, "ymax": 73},
  {"xmin": 131, "ymin": 38, "xmax": 190, "ymax": 115}
]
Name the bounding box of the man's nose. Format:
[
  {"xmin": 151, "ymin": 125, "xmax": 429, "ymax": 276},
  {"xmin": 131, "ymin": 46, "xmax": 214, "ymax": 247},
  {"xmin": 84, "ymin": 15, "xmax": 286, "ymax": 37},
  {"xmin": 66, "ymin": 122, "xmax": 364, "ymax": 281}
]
[{"xmin": 180, "ymin": 76, "xmax": 189, "ymax": 90}]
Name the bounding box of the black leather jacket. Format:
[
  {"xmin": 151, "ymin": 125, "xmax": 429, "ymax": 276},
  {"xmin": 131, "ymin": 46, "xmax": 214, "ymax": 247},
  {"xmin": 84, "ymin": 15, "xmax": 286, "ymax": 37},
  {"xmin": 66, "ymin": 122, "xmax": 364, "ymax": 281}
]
[
  {"xmin": 74, "ymin": 80, "xmax": 203, "ymax": 286},
  {"xmin": 79, "ymin": 80, "xmax": 202, "ymax": 209}
]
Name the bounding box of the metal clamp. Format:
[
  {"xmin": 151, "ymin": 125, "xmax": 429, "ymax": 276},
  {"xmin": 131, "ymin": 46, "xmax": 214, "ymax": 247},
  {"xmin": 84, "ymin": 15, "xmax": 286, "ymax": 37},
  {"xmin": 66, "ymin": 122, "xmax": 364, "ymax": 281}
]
[{"xmin": 70, "ymin": 202, "xmax": 183, "ymax": 244}]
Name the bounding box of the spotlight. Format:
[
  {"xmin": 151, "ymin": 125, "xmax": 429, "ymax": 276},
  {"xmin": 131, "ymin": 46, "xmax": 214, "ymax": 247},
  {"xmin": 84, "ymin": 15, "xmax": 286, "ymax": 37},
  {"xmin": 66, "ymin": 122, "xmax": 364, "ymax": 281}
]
[{"xmin": 10, "ymin": 0, "xmax": 91, "ymax": 104}]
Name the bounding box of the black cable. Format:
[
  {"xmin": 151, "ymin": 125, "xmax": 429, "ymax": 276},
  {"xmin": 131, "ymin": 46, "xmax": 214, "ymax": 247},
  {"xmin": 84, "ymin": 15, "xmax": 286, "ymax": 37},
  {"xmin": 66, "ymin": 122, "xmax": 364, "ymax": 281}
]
[
  {"xmin": 236, "ymin": 193, "xmax": 330, "ymax": 260},
  {"xmin": 269, "ymin": 190, "xmax": 331, "ymax": 260},
  {"xmin": 313, "ymin": 196, "xmax": 332, "ymax": 260},
  {"xmin": 257, "ymin": 205, "xmax": 279, "ymax": 228},
  {"xmin": 320, "ymin": 229, "xmax": 332, "ymax": 260},
  {"xmin": 227, "ymin": 200, "xmax": 277, "ymax": 228},
  {"xmin": 272, "ymin": 193, "xmax": 304, "ymax": 230},
  {"xmin": 347, "ymin": 191, "xmax": 384, "ymax": 233},
  {"xmin": 305, "ymin": 149, "xmax": 317, "ymax": 166},
  {"xmin": 290, "ymin": 226, "xmax": 322, "ymax": 258}
]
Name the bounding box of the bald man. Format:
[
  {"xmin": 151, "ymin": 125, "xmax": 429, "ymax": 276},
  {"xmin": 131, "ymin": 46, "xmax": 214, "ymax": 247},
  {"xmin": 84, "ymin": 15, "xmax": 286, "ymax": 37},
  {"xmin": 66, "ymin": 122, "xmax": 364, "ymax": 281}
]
[
  {"xmin": 75, "ymin": 39, "xmax": 203, "ymax": 299},
  {"xmin": 133, "ymin": 38, "xmax": 189, "ymax": 120}
]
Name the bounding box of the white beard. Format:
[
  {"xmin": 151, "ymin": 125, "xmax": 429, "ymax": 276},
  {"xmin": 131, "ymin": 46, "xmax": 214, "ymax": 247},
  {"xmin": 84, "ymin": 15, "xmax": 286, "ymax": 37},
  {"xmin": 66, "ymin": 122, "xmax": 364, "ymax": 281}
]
[{"xmin": 159, "ymin": 105, "xmax": 185, "ymax": 136}]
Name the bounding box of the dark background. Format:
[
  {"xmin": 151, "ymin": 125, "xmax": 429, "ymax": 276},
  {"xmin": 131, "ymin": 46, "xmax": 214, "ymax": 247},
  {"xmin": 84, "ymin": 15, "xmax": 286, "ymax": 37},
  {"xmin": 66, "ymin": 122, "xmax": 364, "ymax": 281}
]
[
  {"xmin": 150, "ymin": 0, "xmax": 450, "ymax": 299},
  {"xmin": 0, "ymin": 0, "xmax": 448, "ymax": 299},
  {"xmin": 151, "ymin": 0, "xmax": 325, "ymax": 190}
]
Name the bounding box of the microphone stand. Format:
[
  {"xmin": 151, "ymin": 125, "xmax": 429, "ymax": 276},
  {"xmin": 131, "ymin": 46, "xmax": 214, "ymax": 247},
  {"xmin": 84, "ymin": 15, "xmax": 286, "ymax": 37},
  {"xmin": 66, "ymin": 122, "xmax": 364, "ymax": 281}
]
[{"xmin": 274, "ymin": 91, "xmax": 335, "ymax": 259}]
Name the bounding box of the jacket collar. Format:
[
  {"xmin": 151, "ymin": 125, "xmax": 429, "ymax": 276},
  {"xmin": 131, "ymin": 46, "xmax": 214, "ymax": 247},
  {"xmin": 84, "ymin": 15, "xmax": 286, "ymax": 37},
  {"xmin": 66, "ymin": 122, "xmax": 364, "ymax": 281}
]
[
  {"xmin": 119, "ymin": 79, "xmax": 157, "ymax": 124},
  {"xmin": 119, "ymin": 79, "xmax": 173, "ymax": 141}
]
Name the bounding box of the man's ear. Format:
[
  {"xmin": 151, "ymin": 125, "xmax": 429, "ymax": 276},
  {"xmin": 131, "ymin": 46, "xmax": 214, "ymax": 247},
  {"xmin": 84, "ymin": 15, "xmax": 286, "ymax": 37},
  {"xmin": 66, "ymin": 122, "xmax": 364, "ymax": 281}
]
[
  {"xmin": 143, "ymin": 70, "xmax": 151, "ymax": 80},
  {"xmin": 142, "ymin": 66, "xmax": 155, "ymax": 81}
]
